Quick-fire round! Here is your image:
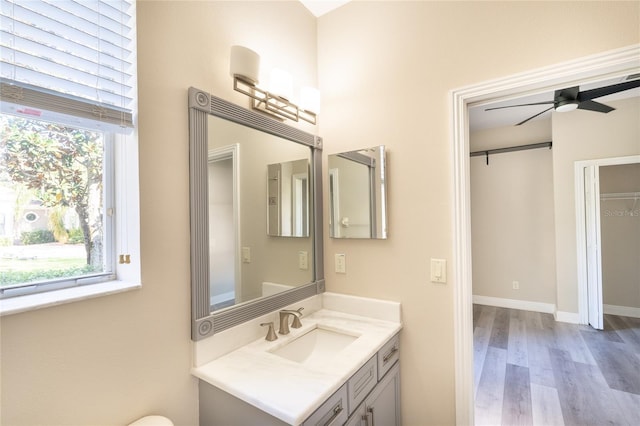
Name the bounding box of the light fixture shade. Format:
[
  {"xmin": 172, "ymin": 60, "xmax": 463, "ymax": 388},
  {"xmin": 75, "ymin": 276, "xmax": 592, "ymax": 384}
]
[
  {"xmin": 269, "ymin": 68, "xmax": 293, "ymax": 100},
  {"xmin": 230, "ymin": 45, "xmax": 260, "ymax": 85},
  {"xmin": 300, "ymin": 86, "xmax": 320, "ymax": 113},
  {"xmin": 555, "ymin": 100, "xmax": 579, "ymax": 113}
]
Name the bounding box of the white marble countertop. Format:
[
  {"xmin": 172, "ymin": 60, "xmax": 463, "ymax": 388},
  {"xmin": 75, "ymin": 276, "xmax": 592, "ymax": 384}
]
[{"xmin": 191, "ymin": 308, "xmax": 402, "ymax": 425}]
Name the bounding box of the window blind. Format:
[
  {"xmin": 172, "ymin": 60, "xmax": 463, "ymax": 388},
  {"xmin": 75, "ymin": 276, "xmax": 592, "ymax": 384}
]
[{"xmin": 0, "ymin": 0, "xmax": 135, "ymax": 128}]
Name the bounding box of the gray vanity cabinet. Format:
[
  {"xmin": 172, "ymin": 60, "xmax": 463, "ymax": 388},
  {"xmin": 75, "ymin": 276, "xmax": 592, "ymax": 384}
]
[
  {"xmin": 198, "ymin": 333, "xmax": 401, "ymax": 426},
  {"xmin": 346, "ymin": 362, "xmax": 401, "ymax": 426}
]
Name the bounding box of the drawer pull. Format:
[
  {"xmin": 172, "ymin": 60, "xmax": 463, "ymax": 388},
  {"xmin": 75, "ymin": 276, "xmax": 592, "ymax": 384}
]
[
  {"xmin": 323, "ymin": 403, "xmax": 343, "ymax": 426},
  {"xmin": 383, "ymin": 346, "xmax": 398, "ymax": 364}
]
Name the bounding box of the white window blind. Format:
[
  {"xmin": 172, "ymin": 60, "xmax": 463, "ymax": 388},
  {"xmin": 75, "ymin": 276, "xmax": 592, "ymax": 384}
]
[{"xmin": 0, "ymin": 0, "xmax": 135, "ymax": 128}]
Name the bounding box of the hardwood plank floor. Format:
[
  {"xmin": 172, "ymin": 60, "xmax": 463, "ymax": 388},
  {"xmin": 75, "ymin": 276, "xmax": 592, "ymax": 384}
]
[{"xmin": 474, "ymin": 305, "xmax": 640, "ymax": 426}]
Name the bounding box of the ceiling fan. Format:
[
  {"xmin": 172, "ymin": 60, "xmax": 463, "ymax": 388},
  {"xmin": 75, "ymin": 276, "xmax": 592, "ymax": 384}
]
[{"xmin": 485, "ymin": 78, "xmax": 640, "ymax": 126}]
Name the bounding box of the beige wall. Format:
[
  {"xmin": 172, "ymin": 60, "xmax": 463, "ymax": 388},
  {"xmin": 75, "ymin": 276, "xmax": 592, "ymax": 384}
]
[
  {"xmin": 553, "ymin": 96, "xmax": 640, "ymax": 314},
  {"xmin": 1, "ymin": 1, "xmax": 638, "ymax": 426},
  {"xmin": 470, "ymin": 120, "xmax": 556, "ymax": 304},
  {"xmin": 318, "ymin": 2, "xmax": 638, "ymax": 424},
  {"xmin": 599, "ymin": 163, "xmax": 640, "ymax": 309}
]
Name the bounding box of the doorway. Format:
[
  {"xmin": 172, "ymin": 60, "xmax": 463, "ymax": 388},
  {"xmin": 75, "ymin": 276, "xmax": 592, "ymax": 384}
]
[
  {"xmin": 575, "ymin": 156, "xmax": 640, "ymax": 329},
  {"xmin": 208, "ymin": 144, "xmax": 240, "ymax": 310},
  {"xmin": 450, "ymin": 45, "xmax": 640, "ymax": 424}
]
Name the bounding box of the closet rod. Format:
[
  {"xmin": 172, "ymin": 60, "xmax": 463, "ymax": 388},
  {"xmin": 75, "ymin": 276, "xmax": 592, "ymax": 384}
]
[
  {"xmin": 470, "ymin": 141, "xmax": 552, "ymax": 165},
  {"xmin": 600, "ymin": 191, "xmax": 640, "ymax": 201}
]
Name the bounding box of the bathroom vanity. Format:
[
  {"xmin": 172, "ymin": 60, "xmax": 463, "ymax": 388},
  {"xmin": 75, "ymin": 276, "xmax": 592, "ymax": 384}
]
[
  {"xmin": 192, "ymin": 296, "xmax": 401, "ymax": 426},
  {"xmin": 188, "ymin": 87, "xmax": 399, "ymax": 425}
]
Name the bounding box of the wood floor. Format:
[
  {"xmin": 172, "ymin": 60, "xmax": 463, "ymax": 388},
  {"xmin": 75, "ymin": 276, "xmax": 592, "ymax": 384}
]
[{"xmin": 473, "ymin": 304, "xmax": 640, "ymax": 426}]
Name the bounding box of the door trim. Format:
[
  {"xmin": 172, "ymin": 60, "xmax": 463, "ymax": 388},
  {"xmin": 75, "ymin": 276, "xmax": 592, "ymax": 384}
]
[
  {"xmin": 450, "ymin": 45, "xmax": 640, "ymax": 425},
  {"xmin": 208, "ymin": 144, "xmax": 241, "ymax": 306}
]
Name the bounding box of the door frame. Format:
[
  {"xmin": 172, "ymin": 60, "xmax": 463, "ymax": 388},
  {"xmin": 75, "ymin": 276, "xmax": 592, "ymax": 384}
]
[
  {"xmin": 575, "ymin": 155, "xmax": 640, "ymax": 328},
  {"xmin": 208, "ymin": 143, "xmax": 241, "ymax": 305},
  {"xmin": 450, "ymin": 45, "xmax": 640, "ymax": 425}
]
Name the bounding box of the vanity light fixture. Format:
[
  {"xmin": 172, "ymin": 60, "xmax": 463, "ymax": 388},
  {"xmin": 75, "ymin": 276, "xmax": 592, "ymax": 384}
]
[{"xmin": 230, "ymin": 45, "xmax": 319, "ymax": 125}]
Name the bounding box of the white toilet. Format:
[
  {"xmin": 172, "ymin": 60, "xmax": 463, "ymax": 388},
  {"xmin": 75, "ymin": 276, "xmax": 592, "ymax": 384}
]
[{"xmin": 128, "ymin": 416, "xmax": 174, "ymax": 426}]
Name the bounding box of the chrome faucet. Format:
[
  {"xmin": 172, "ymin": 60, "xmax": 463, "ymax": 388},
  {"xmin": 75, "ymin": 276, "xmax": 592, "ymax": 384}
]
[{"xmin": 278, "ymin": 307, "xmax": 304, "ymax": 335}]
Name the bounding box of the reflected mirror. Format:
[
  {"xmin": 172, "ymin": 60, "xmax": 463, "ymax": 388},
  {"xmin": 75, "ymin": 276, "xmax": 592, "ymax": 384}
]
[
  {"xmin": 328, "ymin": 146, "xmax": 387, "ymax": 239},
  {"xmin": 189, "ymin": 88, "xmax": 324, "ymax": 341}
]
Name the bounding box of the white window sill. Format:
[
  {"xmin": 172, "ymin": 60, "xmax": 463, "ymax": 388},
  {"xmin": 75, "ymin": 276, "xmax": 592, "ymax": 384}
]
[{"xmin": 0, "ymin": 280, "xmax": 141, "ymax": 316}]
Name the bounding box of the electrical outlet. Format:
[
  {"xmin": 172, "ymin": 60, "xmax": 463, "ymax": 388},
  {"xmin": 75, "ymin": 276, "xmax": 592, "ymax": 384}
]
[
  {"xmin": 335, "ymin": 254, "xmax": 346, "ymax": 273},
  {"xmin": 512, "ymin": 281, "xmax": 519, "ymax": 290},
  {"xmin": 298, "ymin": 251, "xmax": 308, "ymax": 270}
]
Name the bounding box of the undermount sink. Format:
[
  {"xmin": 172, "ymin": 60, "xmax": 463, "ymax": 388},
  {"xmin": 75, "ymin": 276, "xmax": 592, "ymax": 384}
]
[{"xmin": 270, "ymin": 327, "xmax": 359, "ymax": 365}]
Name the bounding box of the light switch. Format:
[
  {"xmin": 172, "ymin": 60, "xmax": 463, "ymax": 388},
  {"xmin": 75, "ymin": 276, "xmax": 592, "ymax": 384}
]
[
  {"xmin": 242, "ymin": 247, "xmax": 251, "ymax": 263},
  {"xmin": 335, "ymin": 254, "xmax": 346, "ymax": 274},
  {"xmin": 298, "ymin": 251, "xmax": 308, "ymax": 270},
  {"xmin": 430, "ymin": 258, "xmax": 446, "ymax": 283}
]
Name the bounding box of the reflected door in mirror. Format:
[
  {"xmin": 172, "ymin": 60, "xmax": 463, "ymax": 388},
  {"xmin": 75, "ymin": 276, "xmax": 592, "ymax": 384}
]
[
  {"xmin": 268, "ymin": 159, "xmax": 310, "ymax": 237},
  {"xmin": 208, "ymin": 145, "xmax": 240, "ymax": 310},
  {"xmin": 329, "ymin": 146, "xmax": 387, "ymax": 239}
]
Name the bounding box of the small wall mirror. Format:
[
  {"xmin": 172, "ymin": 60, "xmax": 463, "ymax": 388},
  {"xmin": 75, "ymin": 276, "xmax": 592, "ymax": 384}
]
[
  {"xmin": 328, "ymin": 146, "xmax": 387, "ymax": 239},
  {"xmin": 189, "ymin": 87, "xmax": 324, "ymax": 341}
]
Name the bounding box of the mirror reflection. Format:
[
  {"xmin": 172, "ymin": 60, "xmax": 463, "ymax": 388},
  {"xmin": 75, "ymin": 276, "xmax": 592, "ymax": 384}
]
[
  {"xmin": 328, "ymin": 146, "xmax": 387, "ymax": 239},
  {"xmin": 208, "ymin": 116, "xmax": 314, "ymax": 310},
  {"xmin": 267, "ymin": 159, "xmax": 309, "ymax": 237}
]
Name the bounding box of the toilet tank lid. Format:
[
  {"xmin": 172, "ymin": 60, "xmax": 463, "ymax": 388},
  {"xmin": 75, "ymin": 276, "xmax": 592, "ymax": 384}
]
[{"xmin": 128, "ymin": 416, "xmax": 173, "ymax": 426}]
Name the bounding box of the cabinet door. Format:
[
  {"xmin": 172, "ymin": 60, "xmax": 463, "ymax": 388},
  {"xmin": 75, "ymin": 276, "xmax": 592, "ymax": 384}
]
[
  {"xmin": 364, "ymin": 363, "xmax": 401, "ymax": 426},
  {"xmin": 345, "ymin": 404, "xmax": 366, "ymax": 426}
]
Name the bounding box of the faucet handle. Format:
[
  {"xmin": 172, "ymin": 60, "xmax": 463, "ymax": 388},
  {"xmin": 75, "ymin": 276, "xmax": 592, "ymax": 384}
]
[
  {"xmin": 290, "ymin": 307, "xmax": 304, "ymax": 328},
  {"xmin": 260, "ymin": 322, "xmax": 278, "ymax": 341}
]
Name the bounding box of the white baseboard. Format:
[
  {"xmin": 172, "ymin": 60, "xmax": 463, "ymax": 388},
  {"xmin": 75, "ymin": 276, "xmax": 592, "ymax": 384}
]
[
  {"xmin": 472, "ymin": 295, "xmax": 555, "ymax": 314},
  {"xmin": 554, "ymin": 311, "xmax": 581, "ymax": 324},
  {"xmin": 604, "ymin": 304, "xmax": 640, "ymax": 318}
]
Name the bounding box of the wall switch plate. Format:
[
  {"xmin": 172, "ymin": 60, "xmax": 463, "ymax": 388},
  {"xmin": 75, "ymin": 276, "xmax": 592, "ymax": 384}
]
[
  {"xmin": 298, "ymin": 251, "xmax": 308, "ymax": 270},
  {"xmin": 242, "ymin": 247, "xmax": 251, "ymax": 263},
  {"xmin": 512, "ymin": 281, "xmax": 519, "ymax": 290},
  {"xmin": 430, "ymin": 258, "xmax": 447, "ymax": 283},
  {"xmin": 335, "ymin": 253, "xmax": 346, "ymax": 273}
]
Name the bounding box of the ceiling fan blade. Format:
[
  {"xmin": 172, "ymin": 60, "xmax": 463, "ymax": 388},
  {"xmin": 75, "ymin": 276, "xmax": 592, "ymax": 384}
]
[
  {"xmin": 578, "ymin": 79, "xmax": 640, "ymax": 101},
  {"xmin": 577, "ymin": 100, "xmax": 615, "ymax": 113},
  {"xmin": 515, "ymin": 106, "xmax": 555, "ymax": 126},
  {"xmin": 485, "ymin": 101, "xmax": 554, "ymax": 111}
]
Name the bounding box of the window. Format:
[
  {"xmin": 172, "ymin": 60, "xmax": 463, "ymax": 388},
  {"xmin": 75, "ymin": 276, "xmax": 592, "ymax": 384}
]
[{"xmin": 0, "ymin": 0, "xmax": 138, "ymax": 308}]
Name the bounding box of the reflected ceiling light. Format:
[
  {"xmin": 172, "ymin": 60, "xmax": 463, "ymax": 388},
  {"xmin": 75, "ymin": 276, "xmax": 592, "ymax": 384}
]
[{"xmin": 230, "ymin": 45, "xmax": 318, "ymax": 125}]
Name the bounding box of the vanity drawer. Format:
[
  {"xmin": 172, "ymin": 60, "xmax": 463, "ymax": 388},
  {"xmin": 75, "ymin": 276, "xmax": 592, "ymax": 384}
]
[
  {"xmin": 377, "ymin": 333, "xmax": 400, "ymax": 379},
  {"xmin": 302, "ymin": 384, "xmax": 349, "ymax": 426},
  {"xmin": 347, "ymin": 355, "xmax": 377, "ymax": 414}
]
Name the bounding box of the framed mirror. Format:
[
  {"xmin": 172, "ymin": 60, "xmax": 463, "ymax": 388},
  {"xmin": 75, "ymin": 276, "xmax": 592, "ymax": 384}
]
[
  {"xmin": 328, "ymin": 146, "xmax": 387, "ymax": 239},
  {"xmin": 189, "ymin": 87, "xmax": 324, "ymax": 340}
]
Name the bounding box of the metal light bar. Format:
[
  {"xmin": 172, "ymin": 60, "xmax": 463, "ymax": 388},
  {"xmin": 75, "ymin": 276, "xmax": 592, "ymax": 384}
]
[{"xmin": 233, "ymin": 76, "xmax": 317, "ymax": 125}]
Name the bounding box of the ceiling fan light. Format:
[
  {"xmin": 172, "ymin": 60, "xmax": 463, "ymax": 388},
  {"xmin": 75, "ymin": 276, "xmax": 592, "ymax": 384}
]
[{"xmin": 555, "ymin": 101, "xmax": 579, "ymax": 113}]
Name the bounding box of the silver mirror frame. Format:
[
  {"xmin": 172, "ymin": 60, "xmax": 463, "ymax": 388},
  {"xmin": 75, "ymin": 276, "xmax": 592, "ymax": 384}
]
[{"xmin": 188, "ymin": 87, "xmax": 324, "ymax": 341}]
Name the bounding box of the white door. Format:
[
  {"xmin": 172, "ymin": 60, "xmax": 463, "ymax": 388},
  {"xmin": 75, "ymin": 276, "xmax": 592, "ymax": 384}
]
[{"xmin": 584, "ymin": 165, "xmax": 603, "ymax": 329}]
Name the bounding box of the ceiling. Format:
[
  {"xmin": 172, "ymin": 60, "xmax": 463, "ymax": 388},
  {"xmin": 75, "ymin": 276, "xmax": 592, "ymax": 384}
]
[
  {"xmin": 469, "ymin": 75, "xmax": 640, "ymax": 132},
  {"xmin": 299, "ymin": 0, "xmax": 351, "ymax": 17}
]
